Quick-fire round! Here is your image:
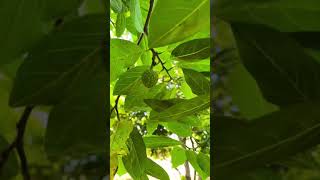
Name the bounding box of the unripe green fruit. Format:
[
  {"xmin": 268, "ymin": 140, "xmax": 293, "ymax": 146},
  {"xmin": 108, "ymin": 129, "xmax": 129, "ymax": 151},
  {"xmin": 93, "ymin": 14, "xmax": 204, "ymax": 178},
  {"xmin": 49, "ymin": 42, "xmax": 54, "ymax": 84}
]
[{"xmin": 141, "ymin": 69, "xmax": 158, "ymax": 88}]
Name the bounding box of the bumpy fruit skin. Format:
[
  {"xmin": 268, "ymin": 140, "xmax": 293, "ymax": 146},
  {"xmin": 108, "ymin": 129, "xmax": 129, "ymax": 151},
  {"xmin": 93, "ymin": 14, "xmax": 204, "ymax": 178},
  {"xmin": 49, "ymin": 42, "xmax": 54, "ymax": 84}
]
[{"xmin": 141, "ymin": 69, "xmax": 158, "ymax": 88}]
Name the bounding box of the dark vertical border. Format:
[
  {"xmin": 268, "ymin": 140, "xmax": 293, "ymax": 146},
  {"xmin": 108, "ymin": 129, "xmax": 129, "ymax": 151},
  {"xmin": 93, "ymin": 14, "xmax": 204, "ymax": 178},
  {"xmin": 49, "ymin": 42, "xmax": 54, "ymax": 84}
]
[{"xmin": 105, "ymin": 0, "xmax": 111, "ymax": 178}]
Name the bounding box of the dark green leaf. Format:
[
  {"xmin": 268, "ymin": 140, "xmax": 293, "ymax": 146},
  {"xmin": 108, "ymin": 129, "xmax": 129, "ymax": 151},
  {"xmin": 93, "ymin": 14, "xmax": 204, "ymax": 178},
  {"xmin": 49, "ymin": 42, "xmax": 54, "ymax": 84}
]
[
  {"xmin": 183, "ymin": 68, "xmax": 210, "ymax": 95},
  {"xmin": 213, "ymin": 103, "xmax": 320, "ymax": 179},
  {"xmin": 9, "ymin": 15, "xmax": 106, "ymax": 107},
  {"xmin": 143, "ymin": 136, "xmax": 181, "ymax": 148},
  {"xmin": 226, "ymin": 63, "xmax": 278, "ymax": 120},
  {"xmin": 45, "ymin": 55, "xmax": 107, "ymax": 160},
  {"xmin": 172, "ymin": 38, "xmax": 210, "ymax": 61},
  {"xmin": 232, "ymin": 23, "xmax": 320, "ymax": 106},
  {"xmin": 150, "ymin": 95, "xmax": 209, "ymax": 121},
  {"xmin": 0, "ymin": 0, "xmax": 45, "ymax": 65},
  {"xmin": 44, "ymin": 0, "xmax": 83, "ymax": 19},
  {"xmin": 214, "ymin": 0, "xmax": 320, "ymax": 32},
  {"xmin": 148, "ymin": 0, "xmax": 210, "ymax": 48},
  {"xmin": 144, "ymin": 98, "xmax": 185, "ymax": 112},
  {"xmin": 145, "ymin": 158, "xmax": 170, "ymax": 180}
]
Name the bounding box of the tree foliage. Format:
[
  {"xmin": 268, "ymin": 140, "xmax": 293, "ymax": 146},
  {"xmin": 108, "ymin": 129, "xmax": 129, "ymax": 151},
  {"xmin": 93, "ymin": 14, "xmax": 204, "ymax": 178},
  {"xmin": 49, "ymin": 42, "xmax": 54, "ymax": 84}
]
[
  {"xmin": 213, "ymin": 0, "xmax": 320, "ymax": 179},
  {"xmin": 110, "ymin": 0, "xmax": 210, "ymax": 179}
]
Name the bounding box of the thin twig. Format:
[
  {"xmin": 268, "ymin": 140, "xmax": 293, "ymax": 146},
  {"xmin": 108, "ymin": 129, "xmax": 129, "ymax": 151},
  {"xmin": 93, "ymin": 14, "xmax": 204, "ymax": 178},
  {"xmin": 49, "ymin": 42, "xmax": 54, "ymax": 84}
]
[
  {"xmin": 137, "ymin": 0, "xmax": 155, "ymax": 45},
  {"xmin": 0, "ymin": 106, "xmax": 34, "ymax": 180},
  {"xmin": 150, "ymin": 48, "xmax": 173, "ymax": 80},
  {"xmin": 110, "ymin": 95, "xmax": 121, "ymax": 121}
]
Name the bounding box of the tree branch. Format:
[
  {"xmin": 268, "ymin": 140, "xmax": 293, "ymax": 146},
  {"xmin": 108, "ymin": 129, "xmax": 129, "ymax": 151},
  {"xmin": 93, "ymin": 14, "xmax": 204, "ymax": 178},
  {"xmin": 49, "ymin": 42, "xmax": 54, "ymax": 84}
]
[
  {"xmin": 0, "ymin": 106, "xmax": 34, "ymax": 180},
  {"xmin": 137, "ymin": 0, "xmax": 155, "ymax": 45}
]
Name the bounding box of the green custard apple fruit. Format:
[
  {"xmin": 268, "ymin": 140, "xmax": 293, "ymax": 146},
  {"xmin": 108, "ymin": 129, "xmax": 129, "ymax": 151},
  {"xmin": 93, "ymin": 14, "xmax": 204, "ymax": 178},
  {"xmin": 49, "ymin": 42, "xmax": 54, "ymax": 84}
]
[{"xmin": 141, "ymin": 69, "xmax": 158, "ymax": 88}]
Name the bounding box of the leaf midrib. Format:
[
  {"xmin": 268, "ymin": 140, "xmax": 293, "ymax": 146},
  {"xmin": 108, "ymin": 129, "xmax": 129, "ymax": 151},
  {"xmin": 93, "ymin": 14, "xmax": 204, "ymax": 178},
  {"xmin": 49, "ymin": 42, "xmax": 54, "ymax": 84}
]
[
  {"xmin": 12, "ymin": 47, "xmax": 101, "ymax": 106},
  {"xmin": 150, "ymin": 0, "xmax": 208, "ymax": 47},
  {"xmin": 215, "ymin": 122, "xmax": 320, "ymax": 168}
]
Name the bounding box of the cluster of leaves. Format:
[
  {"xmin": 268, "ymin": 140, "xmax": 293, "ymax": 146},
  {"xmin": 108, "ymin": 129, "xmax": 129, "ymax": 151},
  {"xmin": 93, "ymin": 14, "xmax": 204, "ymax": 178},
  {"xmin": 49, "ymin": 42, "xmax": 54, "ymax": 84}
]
[
  {"xmin": 213, "ymin": 1, "xmax": 320, "ymax": 179},
  {"xmin": 110, "ymin": 0, "xmax": 210, "ymax": 179},
  {"xmin": 0, "ymin": 0, "xmax": 107, "ymax": 179}
]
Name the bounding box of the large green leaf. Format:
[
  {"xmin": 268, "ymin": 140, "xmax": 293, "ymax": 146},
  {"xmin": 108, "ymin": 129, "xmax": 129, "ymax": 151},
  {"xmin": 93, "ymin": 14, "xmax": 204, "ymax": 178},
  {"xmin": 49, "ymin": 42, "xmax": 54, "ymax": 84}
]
[
  {"xmin": 148, "ymin": 0, "xmax": 210, "ymax": 48},
  {"xmin": 150, "ymin": 95, "xmax": 209, "ymax": 121},
  {"xmin": 226, "ymin": 63, "xmax": 278, "ymax": 120},
  {"xmin": 171, "ymin": 38, "xmax": 210, "ymax": 61},
  {"xmin": 143, "ymin": 136, "xmax": 181, "ymax": 148},
  {"xmin": 0, "ymin": 0, "xmax": 45, "ymax": 65},
  {"xmin": 232, "ymin": 23, "xmax": 320, "ymax": 106},
  {"xmin": 113, "ymin": 66, "xmax": 148, "ymax": 95},
  {"xmin": 171, "ymin": 146, "xmax": 187, "ymax": 168},
  {"xmin": 214, "ymin": 0, "xmax": 320, "ymax": 32},
  {"xmin": 44, "ymin": 54, "xmax": 107, "ymax": 160},
  {"xmin": 122, "ymin": 128, "xmax": 148, "ymax": 180},
  {"xmin": 0, "ymin": 135, "xmax": 18, "ymax": 179},
  {"xmin": 213, "ymin": 103, "xmax": 320, "ymax": 179},
  {"xmin": 145, "ymin": 158, "xmax": 170, "ymax": 180},
  {"xmin": 116, "ymin": 13, "xmax": 126, "ymax": 37},
  {"xmin": 9, "ymin": 14, "xmax": 106, "ymax": 107},
  {"xmin": 111, "ymin": 0, "xmax": 124, "ymax": 13},
  {"xmin": 44, "ymin": 0, "xmax": 83, "ymax": 19},
  {"xmin": 183, "ymin": 68, "xmax": 210, "ymax": 96},
  {"xmin": 110, "ymin": 39, "xmax": 143, "ymax": 81},
  {"xmin": 186, "ymin": 150, "xmax": 210, "ymax": 179},
  {"xmin": 129, "ymin": 0, "xmax": 143, "ymax": 33},
  {"xmin": 165, "ymin": 121, "xmax": 192, "ymax": 137}
]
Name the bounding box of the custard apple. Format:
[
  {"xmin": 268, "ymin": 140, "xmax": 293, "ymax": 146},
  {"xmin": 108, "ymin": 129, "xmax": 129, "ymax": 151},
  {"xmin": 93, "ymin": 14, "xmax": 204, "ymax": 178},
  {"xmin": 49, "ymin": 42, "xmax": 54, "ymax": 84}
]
[{"xmin": 141, "ymin": 69, "xmax": 158, "ymax": 88}]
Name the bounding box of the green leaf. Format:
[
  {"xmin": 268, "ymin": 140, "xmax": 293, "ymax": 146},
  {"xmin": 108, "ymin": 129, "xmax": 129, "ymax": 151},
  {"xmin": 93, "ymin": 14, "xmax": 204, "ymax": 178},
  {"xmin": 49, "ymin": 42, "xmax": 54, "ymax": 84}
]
[
  {"xmin": 110, "ymin": 120, "xmax": 134, "ymax": 156},
  {"xmin": 110, "ymin": 39, "xmax": 143, "ymax": 81},
  {"xmin": 186, "ymin": 150, "xmax": 210, "ymax": 179},
  {"xmin": 172, "ymin": 38, "xmax": 210, "ymax": 61},
  {"xmin": 139, "ymin": 36, "xmax": 152, "ymax": 65},
  {"xmin": 113, "ymin": 66, "xmax": 148, "ymax": 95},
  {"xmin": 9, "ymin": 14, "xmax": 106, "ymax": 107},
  {"xmin": 232, "ymin": 23, "xmax": 320, "ymax": 106},
  {"xmin": 125, "ymin": 84, "xmax": 166, "ymax": 111},
  {"xmin": 165, "ymin": 121, "xmax": 192, "ymax": 137},
  {"xmin": 183, "ymin": 68, "xmax": 210, "ymax": 95},
  {"xmin": 177, "ymin": 59, "xmax": 210, "ymax": 72},
  {"xmin": 143, "ymin": 136, "xmax": 181, "ymax": 148},
  {"xmin": 148, "ymin": 0, "xmax": 210, "ymax": 48},
  {"xmin": 213, "ymin": 103, "xmax": 320, "ymax": 179},
  {"xmin": 111, "ymin": 0, "xmax": 124, "ymax": 13},
  {"xmin": 116, "ymin": 13, "xmax": 126, "ymax": 37},
  {"xmin": 44, "ymin": 55, "xmax": 107, "ymax": 160},
  {"xmin": 145, "ymin": 158, "xmax": 170, "ymax": 180},
  {"xmin": 0, "ymin": 0, "xmax": 45, "ymax": 65},
  {"xmin": 150, "ymin": 95, "xmax": 209, "ymax": 121},
  {"xmin": 122, "ymin": 128, "xmax": 148, "ymax": 180},
  {"xmin": 171, "ymin": 146, "xmax": 187, "ymax": 168},
  {"xmin": 144, "ymin": 98, "xmax": 185, "ymax": 112},
  {"xmin": 129, "ymin": 0, "xmax": 144, "ymax": 33},
  {"xmin": 214, "ymin": 0, "xmax": 320, "ymax": 32},
  {"xmin": 0, "ymin": 135, "xmax": 19, "ymax": 179},
  {"xmin": 226, "ymin": 63, "xmax": 278, "ymax": 120},
  {"xmin": 44, "ymin": 0, "xmax": 83, "ymax": 19}
]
